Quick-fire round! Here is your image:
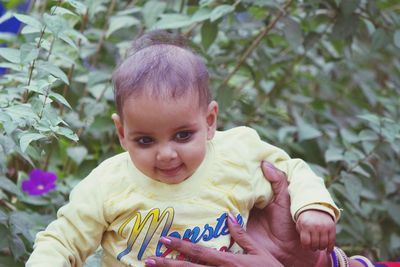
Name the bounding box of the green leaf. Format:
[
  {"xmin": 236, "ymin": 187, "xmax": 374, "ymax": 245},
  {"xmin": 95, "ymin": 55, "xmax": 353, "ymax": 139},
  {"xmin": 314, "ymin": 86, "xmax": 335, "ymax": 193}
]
[
  {"xmin": 9, "ymin": 211, "xmax": 34, "ymax": 242},
  {"xmin": 325, "ymin": 147, "xmax": 344, "ymax": 162},
  {"xmin": 340, "ymin": 128, "xmax": 359, "ymax": 144},
  {"xmin": 385, "ymin": 202, "xmax": 400, "ymax": 226},
  {"xmin": 57, "ymin": 127, "xmax": 79, "ymax": 141},
  {"xmin": 296, "ymin": 121, "xmax": 321, "ymax": 141},
  {"xmin": 116, "ymin": 7, "xmax": 141, "ymax": 16},
  {"xmin": 352, "ymin": 166, "xmax": 370, "ymax": 177},
  {"xmin": 8, "ymin": 234, "xmax": 26, "ymax": 260},
  {"xmin": 282, "ymin": 17, "xmax": 303, "ymax": 49},
  {"xmin": 19, "ymin": 133, "xmax": 47, "ymax": 153},
  {"xmin": 49, "ymin": 92, "xmax": 72, "ymax": 109},
  {"xmin": 0, "ymin": 210, "xmax": 7, "ymax": 225},
  {"xmin": 24, "ymin": 79, "xmax": 51, "ymax": 95},
  {"xmin": 44, "ymin": 13, "xmax": 68, "ymax": 36},
  {"xmin": 344, "ymin": 149, "xmax": 363, "ymax": 166},
  {"xmin": 340, "ymin": 0, "xmax": 360, "ymax": 16},
  {"xmin": 332, "ymin": 14, "xmax": 358, "ymax": 39},
  {"xmin": 358, "ymin": 114, "xmax": 380, "ymax": 125},
  {"xmin": 65, "ymin": 0, "xmax": 88, "ymax": 15},
  {"xmin": 304, "ymin": 32, "xmax": 321, "ymax": 50},
  {"xmin": 0, "ymin": 176, "xmax": 19, "ymax": 195},
  {"xmin": 371, "ymin": 29, "xmax": 389, "ymax": 50},
  {"xmin": 37, "ymin": 62, "xmax": 69, "ymax": 85},
  {"xmin": 152, "ymin": 14, "xmax": 193, "ymax": 30},
  {"xmin": 390, "ymin": 234, "xmax": 400, "ymax": 250},
  {"xmin": 0, "ymin": 62, "xmax": 21, "ymax": 71},
  {"xmin": 18, "ymin": 194, "xmax": 51, "ymax": 206},
  {"xmin": 210, "ymin": 5, "xmax": 234, "ymax": 22},
  {"xmin": 14, "ymin": 13, "xmax": 42, "ymax": 29},
  {"xmin": 59, "ymin": 32, "xmax": 78, "ymax": 50},
  {"xmin": 142, "ymin": 0, "xmax": 167, "ymax": 28},
  {"xmin": 0, "ymin": 47, "xmax": 20, "ymax": 64},
  {"xmin": 106, "ymin": 15, "xmax": 140, "ymax": 38},
  {"xmin": 359, "ymin": 129, "xmax": 379, "ymax": 141},
  {"xmin": 343, "ymin": 173, "xmax": 362, "ymax": 207},
  {"xmin": 5, "ymin": 104, "xmax": 38, "ymax": 121},
  {"xmin": 191, "ymin": 8, "xmax": 212, "ymax": 23},
  {"xmin": 394, "ymin": 30, "xmax": 400, "ymax": 49},
  {"xmin": 67, "ymin": 146, "xmax": 88, "ymax": 165},
  {"xmin": 50, "ymin": 6, "xmax": 79, "ymax": 18},
  {"xmin": 201, "ymin": 20, "xmax": 218, "ymax": 51},
  {"xmin": 84, "ymin": 247, "xmax": 103, "ymax": 267},
  {"xmin": 19, "ymin": 44, "xmax": 39, "ymax": 64}
]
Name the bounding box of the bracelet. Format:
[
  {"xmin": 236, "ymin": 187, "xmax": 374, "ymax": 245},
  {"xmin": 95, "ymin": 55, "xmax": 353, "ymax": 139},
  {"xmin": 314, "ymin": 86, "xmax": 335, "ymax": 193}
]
[
  {"xmin": 330, "ymin": 247, "xmax": 349, "ymax": 267},
  {"xmin": 349, "ymin": 255, "xmax": 375, "ymax": 267}
]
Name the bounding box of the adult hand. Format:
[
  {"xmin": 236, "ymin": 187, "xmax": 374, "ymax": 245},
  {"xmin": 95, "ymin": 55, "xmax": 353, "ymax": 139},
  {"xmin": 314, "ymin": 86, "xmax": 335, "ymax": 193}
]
[
  {"xmin": 144, "ymin": 161, "xmax": 323, "ymax": 267},
  {"xmin": 246, "ymin": 161, "xmax": 322, "ymax": 267},
  {"xmin": 144, "ymin": 220, "xmax": 283, "ymax": 267}
]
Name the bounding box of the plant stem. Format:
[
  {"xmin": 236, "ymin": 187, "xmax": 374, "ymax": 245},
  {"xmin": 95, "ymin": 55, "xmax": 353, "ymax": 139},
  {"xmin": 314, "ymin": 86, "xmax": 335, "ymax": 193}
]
[
  {"xmin": 59, "ymin": 64, "xmax": 75, "ymax": 116},
  {"xmin": 218, "ymin": 0, "xmax": 293, "ymax": 91},
  {"xmin": 24, "ymin": 0, "xmax": 62, "ymax": 102},
  {"xmin": 91, "ymin": 0, "xmax": 117, "ymax": 67}
]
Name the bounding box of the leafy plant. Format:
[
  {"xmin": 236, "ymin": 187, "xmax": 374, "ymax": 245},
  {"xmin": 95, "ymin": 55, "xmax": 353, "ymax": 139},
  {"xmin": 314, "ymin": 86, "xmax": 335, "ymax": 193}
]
[{"xmin": 0, "ymin": 0, "xmax": 399, "ymax": 265}]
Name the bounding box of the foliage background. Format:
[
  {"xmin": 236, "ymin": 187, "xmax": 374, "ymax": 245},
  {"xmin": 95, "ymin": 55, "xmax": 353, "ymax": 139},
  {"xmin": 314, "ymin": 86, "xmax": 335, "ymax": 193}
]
[{"xmin": 0, "ymin": 0, "xmax": 399, "ymax": 265}]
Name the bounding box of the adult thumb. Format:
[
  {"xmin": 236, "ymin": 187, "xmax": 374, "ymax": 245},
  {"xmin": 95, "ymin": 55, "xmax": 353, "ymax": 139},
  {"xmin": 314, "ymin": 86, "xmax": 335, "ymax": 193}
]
[
  {"xmin": 261, "ymin": 161, "xmax": 289, "ymax": 204},
  {"xmin": 227, "ymin": 214, "xmax": 261, "ymax": 255}
]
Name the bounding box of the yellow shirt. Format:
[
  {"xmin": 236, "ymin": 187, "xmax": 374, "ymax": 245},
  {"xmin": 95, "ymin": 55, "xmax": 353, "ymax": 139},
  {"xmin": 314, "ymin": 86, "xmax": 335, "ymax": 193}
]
[{"xmin": 26, "ymin": 126, "xmax": 339, "ymax": 267}]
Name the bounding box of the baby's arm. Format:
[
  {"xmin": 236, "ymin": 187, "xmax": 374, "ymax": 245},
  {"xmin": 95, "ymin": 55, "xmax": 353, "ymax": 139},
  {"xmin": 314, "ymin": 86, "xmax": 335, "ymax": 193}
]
[
  {"xmin": 296, "ymin": 209, "xmax": 336, "ymax": 252},
  {"xmin": 253, "ymin": 137, "xmax": 340, "ymax": 251},
  {"xmin": 273, "ymin": 158, "xmax": 339, "ymax": 252},
  {"xmin": 26, "ymin": 171, "xmax": 108, "ymax": 267}
]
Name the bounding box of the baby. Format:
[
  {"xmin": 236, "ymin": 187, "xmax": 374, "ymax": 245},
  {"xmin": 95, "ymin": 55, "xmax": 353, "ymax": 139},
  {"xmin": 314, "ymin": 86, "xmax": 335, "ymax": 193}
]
[{"xmin": 26, "ymin": 31, "xmax": 339, "ymax": 267}]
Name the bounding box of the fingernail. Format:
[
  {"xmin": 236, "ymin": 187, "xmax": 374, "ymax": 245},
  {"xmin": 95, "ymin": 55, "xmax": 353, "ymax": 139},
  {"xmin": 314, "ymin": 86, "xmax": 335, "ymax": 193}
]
[
  {"xmin": 145, "ymin": 259, "xmax": 156, "ymax": 266},
  {"xmin": 160, "ymin": 236, "xmax": 171, "ymax": 245},
  {"xmin": 227, "ymin": 213, "xmax": 238, "ymax": 224}
]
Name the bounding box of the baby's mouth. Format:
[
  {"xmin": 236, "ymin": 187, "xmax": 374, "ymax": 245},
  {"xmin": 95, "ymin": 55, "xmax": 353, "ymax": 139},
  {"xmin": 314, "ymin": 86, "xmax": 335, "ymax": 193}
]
[{"xmin": 157, "ymin": 164, "xmax": 183, "ymax": 176}]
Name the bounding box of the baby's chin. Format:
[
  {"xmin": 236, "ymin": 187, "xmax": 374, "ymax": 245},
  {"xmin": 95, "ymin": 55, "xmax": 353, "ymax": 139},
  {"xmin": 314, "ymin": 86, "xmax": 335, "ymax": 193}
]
[{"xmin": 153, "ymin": 166, "xmax": 194, "ymax": 184}]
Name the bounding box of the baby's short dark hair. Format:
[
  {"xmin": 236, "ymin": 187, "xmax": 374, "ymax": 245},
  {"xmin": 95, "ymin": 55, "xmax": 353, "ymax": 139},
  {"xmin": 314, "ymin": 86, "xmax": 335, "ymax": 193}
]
[{"xmin": 112, "ymin": 31, "xmax": 212, "ymax": 116}]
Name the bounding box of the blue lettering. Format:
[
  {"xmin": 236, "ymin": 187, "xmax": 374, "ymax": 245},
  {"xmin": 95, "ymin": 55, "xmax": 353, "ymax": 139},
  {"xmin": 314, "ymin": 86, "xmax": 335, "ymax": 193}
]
[
  {"xmin": 236, "ymin": 214, "xmax": 244, "ymax": 226},
  {"xmin": 200, "ymin": 224, "xmax": 214, "ymax": 241},
  {"xmin": 183, "ymin": 226, "xmax": 201, "ymax": 243},
  {"xmin": 213, "ymin": 213, "xmax": 227, "ymax": 238},
  {"xmin": 221, "ymin": 222, "xmax": 229, "ymax": 235}
]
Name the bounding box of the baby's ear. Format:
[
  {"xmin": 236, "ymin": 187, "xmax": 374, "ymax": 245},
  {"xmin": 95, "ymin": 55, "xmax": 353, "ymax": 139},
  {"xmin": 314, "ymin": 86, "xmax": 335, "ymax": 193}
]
[
  {"xmin": 112, "ymin": 113, "xmax": 127, "ymax": 150},
  {"xmin": 206, "ymin": 101, "xmax": 218, "ymax": 140}
]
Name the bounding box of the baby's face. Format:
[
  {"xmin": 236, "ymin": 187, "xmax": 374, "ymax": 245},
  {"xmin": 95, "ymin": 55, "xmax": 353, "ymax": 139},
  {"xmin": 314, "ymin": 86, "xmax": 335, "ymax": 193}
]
[{"xmin": 113, "ymin": 93, "xmax": 218, "ymax": 184}]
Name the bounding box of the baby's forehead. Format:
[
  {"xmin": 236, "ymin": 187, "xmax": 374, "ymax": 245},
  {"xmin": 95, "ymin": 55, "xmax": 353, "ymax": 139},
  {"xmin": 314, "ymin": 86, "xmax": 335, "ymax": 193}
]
[{"xmin": 130, "ymin": 88, "xmax": 205, "ymax": 107}]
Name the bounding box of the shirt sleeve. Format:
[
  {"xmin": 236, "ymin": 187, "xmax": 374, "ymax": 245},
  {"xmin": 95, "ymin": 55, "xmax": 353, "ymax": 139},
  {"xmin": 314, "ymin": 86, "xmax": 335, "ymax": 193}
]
[
  {"xmin": 243, "ymin": 127, "xmax": 341, "ymax": 221},
  {"xmin": 26, "ymin": 169, "xmax": 108, "ymax": 267}
]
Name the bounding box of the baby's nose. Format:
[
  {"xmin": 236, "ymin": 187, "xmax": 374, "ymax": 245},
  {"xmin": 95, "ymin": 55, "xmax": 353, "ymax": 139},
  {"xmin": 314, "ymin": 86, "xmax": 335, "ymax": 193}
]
[{"xmin": 156, "ymin": 145, "xmax": 178, "ymax": 161}]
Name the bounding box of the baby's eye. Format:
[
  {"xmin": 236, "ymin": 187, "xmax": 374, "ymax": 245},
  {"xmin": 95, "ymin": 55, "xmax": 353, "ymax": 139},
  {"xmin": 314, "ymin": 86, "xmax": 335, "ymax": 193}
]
[
  {"xmin": 135, "ymin": 136, "xmax": 154, "ymax": 146},
  {"xmin": 175, "ymin": 131, "xmax": 192, "ymax": 142}
]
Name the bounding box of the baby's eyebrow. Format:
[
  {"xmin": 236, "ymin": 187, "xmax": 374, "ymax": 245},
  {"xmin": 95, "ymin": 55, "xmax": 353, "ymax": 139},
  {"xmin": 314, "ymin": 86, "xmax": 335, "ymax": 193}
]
[
  {"xmin": 173, "ymin": 123, "xmax": 198, "ymax": 131},
  {"xmin": 129, "ymin": 131, "xmax": 153, "ymax": 137}
]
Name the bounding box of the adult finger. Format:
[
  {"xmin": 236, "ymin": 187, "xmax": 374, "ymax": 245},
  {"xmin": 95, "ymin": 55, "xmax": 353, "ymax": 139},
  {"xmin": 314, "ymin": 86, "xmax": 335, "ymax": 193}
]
[
  {"xmin": 227, "ymin": 213, "xmax": 262, "ymax": 255},
  {"xmin": 155, "ymin": 237, "xmax": 229, "ymax": 266},
  {"xmin": 145, "ymin": 257, "xmax": 205, "ymax": 267},
  {"xmin": 260, "ymin": 161, "xmax": 289, "ymax": 206}
]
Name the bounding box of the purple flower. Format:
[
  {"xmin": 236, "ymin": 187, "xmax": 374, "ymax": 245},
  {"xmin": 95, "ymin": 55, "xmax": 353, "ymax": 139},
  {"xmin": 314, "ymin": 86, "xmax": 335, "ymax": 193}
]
[{"xmin": 22, "ymin": 169, "xmax": 57, "ymax": 196}]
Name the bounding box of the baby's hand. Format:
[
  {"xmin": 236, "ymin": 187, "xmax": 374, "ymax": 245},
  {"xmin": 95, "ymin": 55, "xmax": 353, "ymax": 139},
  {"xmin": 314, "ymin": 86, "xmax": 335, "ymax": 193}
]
[{"xmin": 296, "ymin": 210, "xmax": 336, "ymax": 252}]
